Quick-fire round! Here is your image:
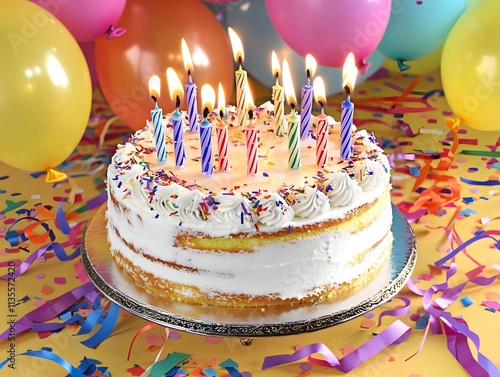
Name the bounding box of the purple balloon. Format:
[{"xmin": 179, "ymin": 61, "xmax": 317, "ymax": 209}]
[
  {"xmin": 30, "ymin": 0, "xmax": 127, "ymax": 41},
  {"xmin": 265, "ymin": 0, "xmax": 391, "ymax": 72}
]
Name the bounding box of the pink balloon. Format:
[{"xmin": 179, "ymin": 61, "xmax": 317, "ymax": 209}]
[
  {"xmin": 30, "ymin": 0, "xmax": 127, "ymax": 41},
  {"xmin": 265, "ymin": 0, "xmax": 391, "ymax": 72}
]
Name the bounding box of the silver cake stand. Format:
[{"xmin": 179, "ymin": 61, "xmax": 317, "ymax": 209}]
[{"xmin": 81, "ymin": 204, "xmax": 416, "ymax": 340}]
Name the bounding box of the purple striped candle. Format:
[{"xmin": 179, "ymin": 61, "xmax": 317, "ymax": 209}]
[
  {"xmin": 172, "ymin": 108, "xmax": 186, "ymax": 167},
  {"xmin": 340, "ymin": 98, "xmax": 354, "ymax": 161},
  {"xmin": 300, "ymin": 81, "xmax": 313, "ymax": 139},
  {"xmin": 199, "ymin": 117, "xmax": 213, "ymax": 175},
  {"xmin": 185, "ymin": 81, "xmax": 198, "ymax": 133}
]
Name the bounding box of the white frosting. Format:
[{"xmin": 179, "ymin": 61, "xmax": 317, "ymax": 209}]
[
  {"xmin": 210, "ymin": 193, "xmax": 257, "ymax": 231},
  {"xmin": 325, "ymin": 172, "xmax": 363, "ymax": 207},
  {"xmin": 351, "ymin": 159, "xmax": 389, "ymax": 192},
  {"xmin": 291, "ymin": 186, "xmax": 329, "ymax": 218},
  {"xmin": 257, "ymin": 193, "xmax": 294, "ymax": 227}
]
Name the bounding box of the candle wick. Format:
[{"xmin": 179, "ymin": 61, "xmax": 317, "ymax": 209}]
[
  {"xmin": 238, "ymin": 56, "xmax": 243, "ymax": 69},
  {"xmin": 219, "ymin": 109, "xmax": 224, "ymax": 121},
  {"xmin": 274, "ymin": 72, "xmax": 279, "ymax": 83},
  {"xmin": 248, "ymin": 108, "xmax": 254, "ymax": 120},
  {"xmin": 187, "ymin": 69, "xmax": 192, "ymax": 82},
  {"xmin": 175, "ymin": 95, "xmax": 181, "ymax": 109},
  {"xmin": 306, "ymin": 69, "xmax": 311, "ymax": 82},
  {"xmin": 291, "ymin": 103, "xmax": 296, "ymax": 115},
  {"xmin": 203, "ymin": 107, "xmax": 209, "ymax": 119},
  {"xmin": 151, "ymin": 95, "xmax": 157, "ymax": 103},
  {"xmin": 318, "ymin": 100, "xmax": 324, "ymax": 109},
  {"xmin": 344, "ymin": 85, "xmax": 351, "ymax": 96}
]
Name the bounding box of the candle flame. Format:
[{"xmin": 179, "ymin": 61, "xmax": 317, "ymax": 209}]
[
  {"xmin": 342, "ymin": 52, "xmax": 358, "ymax": 94},
  {"xmin": 181, "ymin": 38, "xmax": 194, "ymax": 74},
  {"xmin": 272, "ymin": 50, "xmax": 281, "ymax": 78},
  {"xmin": 166, "ymin": 68, "xmax": 184, "ymax": 105},
  {"xmin": 149, "ymin": 75, "xmax": 161, "ymax": 99},
  {"xmin": 228, "ymin": 27, "xmax": 244, "ymax": 65},
  {"xmin": 217, "ymin": 82, "xmax": 225, "ymax": 114},
  {"xmin": 201, "ymin": 84, "xmax": 215, "ymax": 112},
  {"xmin": 305, "ymin": 54, "xmax": 317, "ymax": 78},
  {"xmin": 282, "ymin": 59, "xmax": 296, "ymax": 108},
  {"xmin": 246, "ymin": 81, "xmax": 254, "ymax": 112},
  {"xmin": 313, "ymin": 76, "xmax": 326, "ymax": 106}
]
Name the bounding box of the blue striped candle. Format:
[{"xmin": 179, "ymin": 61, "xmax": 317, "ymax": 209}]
[
  {"xmin": 172, "ymin": 108, "xmax": 186, "ymax": 167},
  {"xmin": 300, "ymin": 81, "xmax": 313, "ymax": 139},
  {"xmin": 199, "ymin": 117, "xmax": 213, "ymax": 175},
  {"xmin": 185, "ymin": 81, "xmax": 198, "ymax": 133},
  {"xmin": 151, "ymin": 104, "xmax": 167, "ymax": 163},
  {"xmin": 340, "ymin": 98, "xmax": 354, "ymax": 161}
]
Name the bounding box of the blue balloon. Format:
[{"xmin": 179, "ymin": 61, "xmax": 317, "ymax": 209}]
[
  {"xmin": 223, "ymin": 0, "xmax": 385, "ymax": 96},
  {"xmin": 377, "ymin": 0, "xmax": 466, "ymax": 68}
]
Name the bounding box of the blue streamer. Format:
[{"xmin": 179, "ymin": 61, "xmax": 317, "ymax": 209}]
[
  {"xmin": 80, "ymin": 302, "xmax": 120, "ymax": 348},
  {"xmin": 76, "ymin": 308, "xmax": 103, "ymax": 335},
  {"xmin": 0, "ymin": 349, "xmax": 86, "ymax": 377},
  {"xmin": 460, "ymin": 177, "xmax": 500, "ymax": 186}
]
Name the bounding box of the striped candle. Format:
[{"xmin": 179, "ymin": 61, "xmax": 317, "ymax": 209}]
[
  {"xmin": 246, "ymin": 122, "xmax": 258, "ymax": 175},
  {"xmin": 288, "ymin": 108, "xmax": 301, "ymax": 169},
  {"xmin": 172, "ymin": 108, "xmax": 186, "ymax": 167},
  {"xmin": 185, "ymin": 81, "xmax": 198, "ymax": 133},
  {"xmin": 199, "ymin": 117, "xmax": 213, "ymax": 175},
  {"xmin": 216, "ymin": 121, "xmax": 229, "ymax": 171},
  {"xmin": 316, "ymin": 111, "xmax": 328, "ymax": 166},
  {"xmin": 300, "ymin": 81, "xmax": 313, "ymax": 139},
  {"xmin": 272, "ymin": 84, "xmax": 284, "ymax": 136},
  {"xmin": 151, "ymin": 104, "xmax": 167, "ymax": 163},
  {"xmin": 340, "ymin": 98, "xmax": 354, "ymax": 161},
  {"xmin": 235, "ymin": 68, "xmax": 247, "ymax": 128}
]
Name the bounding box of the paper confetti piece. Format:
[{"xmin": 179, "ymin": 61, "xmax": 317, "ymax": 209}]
[
  {"xmin": 40, "ymin": 284, "xmax": 55, "ymax": 295},
  {"xmin": 148, "ymin": 352, "xmax": 191, "ymax": 377},
  {"xmin": 415, "ymin": 313, "xmax": 429, "ymax": 329},
  {"xmin": 360, "ymin": 318, "xmax": 376, "ymax": 329},
  {"xmin": 341, "ymin": 346, "xmax": 356, "ymax": 356},
  {"xmin": 482, "ymin": 300, "xmax": 500, "ymax": 311},
  {"xmin": 168, "ymin": 330, "xmax": 181, "ymax": 339},
  {"xmin": 485, "ymin": 292, "xmax": 500, "ymax": 300},
  {"xmin": 460, "ymin": 296, "xmax": 473, "ymax": 307},
  {"xmin": 54, "ymin": 277, "xmax": 66, "ymax": 285},
  {"xmin": 203, "ymin": 336, "xmax": 222, "ymax": 344},
  {"xmin": 1, "ymin": 200, "xmax": 28, "ymax": 214}
]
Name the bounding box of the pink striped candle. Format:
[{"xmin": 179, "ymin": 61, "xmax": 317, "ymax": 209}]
[
  {"xmin": 316, "ymin": 111, "xmax": 328, "ymax": 166},
  {"xmin": 216, "ymin": 119, "xmax": 229, "ymax": 171}
]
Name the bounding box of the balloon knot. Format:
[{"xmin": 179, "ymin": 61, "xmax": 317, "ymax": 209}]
[
  {"xmin": 445, "ymin": 117, "xmax": 461, "ymax": 133},
  {"xmin": 106, "ymin": 25, "xmax": 126, "ymax": 39},
  {"xmin": 358, "ymin": 58, "xmax": 371, "ymax": 75},
  {"xmin": 397, "ymin": 60, "xmax": 411, "ymax": 72},
  {"xmin": 45, "ymin": 169, "xmax": 67, "ymax": 183}
]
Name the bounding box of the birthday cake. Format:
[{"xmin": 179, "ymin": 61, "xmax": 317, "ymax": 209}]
[{"xmin": 105, "ymin": 106, "xmax": 393, "ymax": 307}]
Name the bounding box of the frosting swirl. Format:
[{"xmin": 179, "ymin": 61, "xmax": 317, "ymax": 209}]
[
  {"xmin": 210, "ymin": 194, "xmax": 257, "ymax": 230},
  {"xmin": 291, "ymin": 186, "xmax": 329, "ymax": 218},
  {"xmin": 153, "ymin": 183, "xmax": 188, "ymax": 216},
  {"xmin": 351, "ymin": 159, "xmax": 388, "ymax": 192},
  {"xmin": 175, "ymin": 190, "xmax": 209, "ymax": 224},
  {"xmin": 257, "ymin": 193, "xmax": 294, "ymax": 227},
  {"xmin": 325, "ymin": 172, "xmax": 362, "ymax": 207}
]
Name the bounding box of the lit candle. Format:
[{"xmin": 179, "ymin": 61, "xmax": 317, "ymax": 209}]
[
  {"xmin": 313, "ymin": 76, "xmax": 328, "ymax": 167},
  {"xmin": 245, "ymin": 83, "xmax": 258, "ymax": 175},
  {"xmin": 271, "ymin": 50, "xmax": 284, "ymax": 136},
  {"xmin": 282, "ymin": 59, "xmax": 301, "ymax": 170},
  {"xmin": 216, "ymin": 83, "xmax": 229, "ymax": 171},
  {"xmin": 148, "ymin": 75, "xmax": 167, "ymax": 163},
  {"xmin": 200, "ymin": 84, "xmax": 215, "ymax": 175},
  {"xmin": 166, "ymin": 68, "xmax": 186, "ymax": 167},
  {"xmin": 182, "ymin": 39, "xmax": 199, "ymax": 133},
  {"xmin": 300, "ymin": 54, "xmax": 317, "ymax": 139},
  {"xmin": 341, "ymin": 53, "xmax": 358, "ymax": 161},
  {"xmin": 228, "ymin": 27, "xmax": 247, "ymax": 128}
]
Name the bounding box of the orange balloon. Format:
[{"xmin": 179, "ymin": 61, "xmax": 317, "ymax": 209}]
[{"xmin": 95, "ymin": 0, "xmax": 234, "ymax": 131}]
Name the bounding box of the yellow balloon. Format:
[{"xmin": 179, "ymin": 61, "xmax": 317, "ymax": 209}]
[
  {"xmin": 441, "ymin": 0, "xmax": 500, "ymax": 131},
  {"xmin": 0, "ymin": 0, "xmax": 91, "ymax": 172},
  {"xmin": 383, "ymin": 45, "xmax": 443, "ymax": 75}
]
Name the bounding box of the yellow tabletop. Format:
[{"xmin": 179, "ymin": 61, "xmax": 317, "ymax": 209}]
[{"xmin": 1, "ymin": 69, "xmax": 500, "ymax": 377}]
